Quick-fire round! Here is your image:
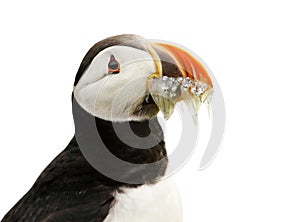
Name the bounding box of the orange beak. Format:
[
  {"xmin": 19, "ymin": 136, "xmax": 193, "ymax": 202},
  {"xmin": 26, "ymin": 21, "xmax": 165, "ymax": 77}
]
[
  {"xmin": 155, "ymin": 43, "xmax": 212, "ymax": 88},
  {"xmin": 147, "ymin": 42, "xmax": 214, "ymax": 121}
]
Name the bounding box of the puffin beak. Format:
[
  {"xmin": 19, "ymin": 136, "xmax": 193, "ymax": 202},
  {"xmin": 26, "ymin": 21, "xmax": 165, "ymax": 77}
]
[{"xmin": 147, "ymin": 42, "xmax": 213, "ymax": 121}]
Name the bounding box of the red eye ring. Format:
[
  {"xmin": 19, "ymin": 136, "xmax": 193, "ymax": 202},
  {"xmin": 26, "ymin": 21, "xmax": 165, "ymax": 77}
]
[{"xmin": 108, "ymin": 55, "xmax": 120, "ymax": 74}]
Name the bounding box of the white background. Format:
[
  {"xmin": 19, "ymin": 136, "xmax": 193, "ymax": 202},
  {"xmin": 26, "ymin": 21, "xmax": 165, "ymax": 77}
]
[{"xmin": 1, "ymin": 0, "xmax": 300, "ymax": 221}]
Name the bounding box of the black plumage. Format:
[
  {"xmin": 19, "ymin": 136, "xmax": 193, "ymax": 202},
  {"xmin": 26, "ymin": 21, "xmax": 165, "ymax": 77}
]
[{"xmin": 1, "ymin": 115, "xmax": 167, "ymax": 221}]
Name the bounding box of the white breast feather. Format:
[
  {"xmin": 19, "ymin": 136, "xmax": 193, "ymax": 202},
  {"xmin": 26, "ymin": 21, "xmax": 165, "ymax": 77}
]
[{"xmin": 103, "ymin": 178, "xmax": 182, "ymax": 222}]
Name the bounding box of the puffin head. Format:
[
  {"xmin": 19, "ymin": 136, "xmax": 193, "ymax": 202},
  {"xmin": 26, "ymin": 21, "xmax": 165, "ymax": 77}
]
[{"xmin": 73, "ymin": 34, "xmax": 213, "ymax": 122}]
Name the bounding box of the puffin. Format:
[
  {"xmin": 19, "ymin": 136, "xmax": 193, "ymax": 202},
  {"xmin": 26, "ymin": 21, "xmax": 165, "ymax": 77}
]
[{"xmin": 1, "ymin": 34, "xmax": 213, "ymax": 222}]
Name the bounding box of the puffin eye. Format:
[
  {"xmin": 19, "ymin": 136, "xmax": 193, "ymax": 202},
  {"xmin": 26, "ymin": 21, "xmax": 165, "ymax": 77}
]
[{"xmin": 108, "ymin": 55, "xmax": 120, "ymax": 74}]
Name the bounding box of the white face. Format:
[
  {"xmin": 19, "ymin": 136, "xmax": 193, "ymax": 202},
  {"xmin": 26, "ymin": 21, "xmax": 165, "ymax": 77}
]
[{"xmin": 73, "ymin": 45, "xmax": 157, "ymax": 122}]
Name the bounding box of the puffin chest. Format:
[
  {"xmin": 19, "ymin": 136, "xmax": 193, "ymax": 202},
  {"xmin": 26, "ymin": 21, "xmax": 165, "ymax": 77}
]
[{"xmin": 104, "ymin": 178, "xmax": 182, "ymax": 222}]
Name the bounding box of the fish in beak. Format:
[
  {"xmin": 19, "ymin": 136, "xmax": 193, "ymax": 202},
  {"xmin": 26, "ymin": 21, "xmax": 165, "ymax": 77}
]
[{"xmin": 146, "ymin": 42, "xmax": 213, "ymax": 122}]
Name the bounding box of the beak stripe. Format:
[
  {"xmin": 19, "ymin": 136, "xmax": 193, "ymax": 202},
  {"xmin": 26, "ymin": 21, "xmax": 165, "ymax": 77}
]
[
  {"xmin": 156, "ymin": 43, "xmax": 213, "ymax": 87},
  {"xmin": 150, "ymin": 44, "xmax": 185, "ymax": 78}
]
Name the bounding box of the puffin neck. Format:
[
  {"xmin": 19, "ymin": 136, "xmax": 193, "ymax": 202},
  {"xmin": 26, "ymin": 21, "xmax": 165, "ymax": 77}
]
[
  {"xmin": 94, "ymin": 117, "xmax": 167, "ymax": 164},
  {"xmin": 72, "ymin": 97, "xmax": 168, "ymax": 184}
]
